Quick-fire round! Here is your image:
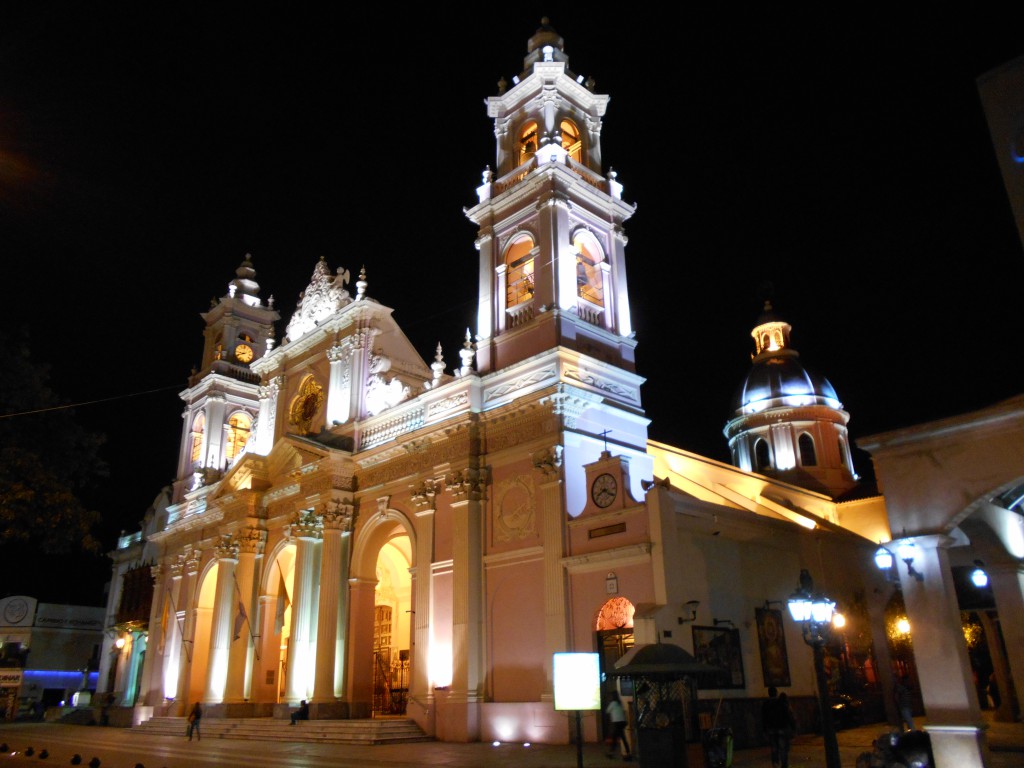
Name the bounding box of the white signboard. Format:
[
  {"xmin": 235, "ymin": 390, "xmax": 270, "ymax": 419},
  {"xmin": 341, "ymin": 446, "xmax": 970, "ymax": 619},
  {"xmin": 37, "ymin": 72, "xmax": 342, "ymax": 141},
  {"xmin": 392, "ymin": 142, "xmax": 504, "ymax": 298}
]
[{"xmin": 553, "ymin": 652, "xmax": 601, "ymax": 711}]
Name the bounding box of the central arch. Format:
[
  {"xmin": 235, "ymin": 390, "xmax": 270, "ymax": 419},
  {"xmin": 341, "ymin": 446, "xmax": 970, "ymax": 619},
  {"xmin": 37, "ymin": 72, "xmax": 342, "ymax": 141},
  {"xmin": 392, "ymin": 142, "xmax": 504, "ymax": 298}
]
[{"xmin": 349, "ymin": 507, "xmax": 417, "ymax": 718}]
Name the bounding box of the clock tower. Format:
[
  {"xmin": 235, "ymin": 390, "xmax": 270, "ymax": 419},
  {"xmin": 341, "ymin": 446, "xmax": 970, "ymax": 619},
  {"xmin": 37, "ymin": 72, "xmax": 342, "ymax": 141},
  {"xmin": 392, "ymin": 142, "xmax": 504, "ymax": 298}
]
[{"xmin": 172, "ymin": 256, "xmax": 280, "ymax": 502}]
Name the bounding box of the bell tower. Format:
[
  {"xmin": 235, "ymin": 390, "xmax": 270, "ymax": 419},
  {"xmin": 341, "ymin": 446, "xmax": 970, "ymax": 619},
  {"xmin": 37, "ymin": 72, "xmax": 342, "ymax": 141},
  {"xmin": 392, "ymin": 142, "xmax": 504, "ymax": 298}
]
[
  {"xmin": 466, "ymin": 19, "xmax": 638, "ymax": 376},
  {"xmin": 172, "ymin": 256, "xmax": 280, "ymax": 502}
]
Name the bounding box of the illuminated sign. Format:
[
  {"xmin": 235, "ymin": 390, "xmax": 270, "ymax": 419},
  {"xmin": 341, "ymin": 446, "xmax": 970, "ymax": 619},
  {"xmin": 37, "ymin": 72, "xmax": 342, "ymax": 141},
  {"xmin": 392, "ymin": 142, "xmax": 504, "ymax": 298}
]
[
  {"xmin": 0, "ymin": 669, "xmax": 23, "ymax": 687},
  {"xmin": 552, "ymin": 652, "xmax": 601, "ymax": 711}
]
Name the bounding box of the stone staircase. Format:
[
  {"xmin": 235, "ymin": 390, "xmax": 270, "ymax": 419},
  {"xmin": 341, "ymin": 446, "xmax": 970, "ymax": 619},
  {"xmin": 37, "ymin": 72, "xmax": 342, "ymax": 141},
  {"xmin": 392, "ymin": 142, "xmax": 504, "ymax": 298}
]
[{"xmin": 133, "ymin": 716, "xmax": 431, "ymax": 745}]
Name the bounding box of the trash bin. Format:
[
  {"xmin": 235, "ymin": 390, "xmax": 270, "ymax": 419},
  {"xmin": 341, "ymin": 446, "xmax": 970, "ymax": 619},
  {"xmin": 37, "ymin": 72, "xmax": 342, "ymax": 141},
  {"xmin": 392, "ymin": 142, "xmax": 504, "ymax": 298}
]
[{"xmin": 703, "ymin": 727, "xmax": 733, "ymax": 768}]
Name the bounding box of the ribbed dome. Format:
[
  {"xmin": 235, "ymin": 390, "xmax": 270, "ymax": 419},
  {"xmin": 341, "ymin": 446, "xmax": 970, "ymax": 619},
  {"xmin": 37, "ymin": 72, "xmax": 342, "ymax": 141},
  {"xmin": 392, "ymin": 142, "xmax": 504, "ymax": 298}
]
[{"xmin": 733, "ymin": 354, "xmax": 840, "ymax": 414}]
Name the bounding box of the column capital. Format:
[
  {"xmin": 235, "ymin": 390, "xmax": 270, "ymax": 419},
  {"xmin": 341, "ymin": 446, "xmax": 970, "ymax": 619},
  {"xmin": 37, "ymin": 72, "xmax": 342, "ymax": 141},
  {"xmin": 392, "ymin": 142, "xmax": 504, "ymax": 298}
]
[
  {"xmin": 184, "ymin": 546, "xmax": 203, "ymax": 575},
  {"xmin": 446, "ymin": 467, "xmax": 487, "ymax": 502},
  {"xmin": 288, "ymin": 508, "xmax": 323, "ymax": 540},
  {"xmin": 532, "ymin": 445, "xmax": 563, "ymax": 480},
  {"xmin": 237, "ymin": 526, "xmax": 267, "ymax": 554},
  {"xmin": 321, "ymin": 499, "xmax": 356, "ymax": 531},
  {"xmin": 214, "ymin": 534, "xmax": 240, "ymax": 562}
]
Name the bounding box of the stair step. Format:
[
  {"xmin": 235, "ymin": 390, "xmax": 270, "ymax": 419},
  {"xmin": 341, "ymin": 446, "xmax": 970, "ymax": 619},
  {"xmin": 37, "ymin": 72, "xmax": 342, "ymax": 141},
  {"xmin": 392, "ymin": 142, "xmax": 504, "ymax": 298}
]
[{"xmin": 133, "ymin": 716, "xmax": 431, "ymax": 745}]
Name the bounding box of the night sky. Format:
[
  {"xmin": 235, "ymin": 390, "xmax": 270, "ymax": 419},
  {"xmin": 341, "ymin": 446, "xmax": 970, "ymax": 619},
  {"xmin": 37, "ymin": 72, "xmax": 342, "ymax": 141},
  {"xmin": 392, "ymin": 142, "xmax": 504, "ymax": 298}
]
[{"xmin": 1, "ymin": 6, "xmax": 1022, "ymax": 603}]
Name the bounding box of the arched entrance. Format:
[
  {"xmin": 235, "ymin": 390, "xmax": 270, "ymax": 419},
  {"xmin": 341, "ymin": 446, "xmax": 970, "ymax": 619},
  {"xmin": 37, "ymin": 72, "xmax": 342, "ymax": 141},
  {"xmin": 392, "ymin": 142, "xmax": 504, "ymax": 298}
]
[
  {"xmin": 596, "ymin": 597, "xmax": 636, "ymax": 737},
  {"xmin": 349, "ymin": 508, "xmax": 416, "ymax": 719},
  {"xmin": 372, "ymin": 533, "xmax": 412, "ymax": 715}
]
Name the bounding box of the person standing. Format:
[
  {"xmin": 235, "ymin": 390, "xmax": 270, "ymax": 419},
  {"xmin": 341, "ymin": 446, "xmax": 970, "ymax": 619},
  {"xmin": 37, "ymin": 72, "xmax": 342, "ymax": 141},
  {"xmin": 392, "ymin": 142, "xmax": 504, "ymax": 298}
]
[
  {"xmin": 762, "ymin": 687, "xmax": 796, "ymax": 768},
  {"xmin": 187, "ymin": 701, "xmax": 202, "ymax": 741},
  {"xmin": 605, "ymin": 691, "xmax": 632, "ymax": 762}
]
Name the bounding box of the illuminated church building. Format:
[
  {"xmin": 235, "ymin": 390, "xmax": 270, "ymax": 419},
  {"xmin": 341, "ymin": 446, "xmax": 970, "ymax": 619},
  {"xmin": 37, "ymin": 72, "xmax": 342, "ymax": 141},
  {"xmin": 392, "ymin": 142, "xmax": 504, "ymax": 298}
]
[{"xmin": 111, "ymin": 23, "xmax": 898, "ymax": 744}]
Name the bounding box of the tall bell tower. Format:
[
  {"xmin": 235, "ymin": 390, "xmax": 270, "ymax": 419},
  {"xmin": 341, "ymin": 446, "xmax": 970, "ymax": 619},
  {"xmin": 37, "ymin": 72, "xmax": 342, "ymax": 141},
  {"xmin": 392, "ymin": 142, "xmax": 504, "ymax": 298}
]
[{"xmin": 466, "ymin": 19, "xmax": 637, "ymax": 376}]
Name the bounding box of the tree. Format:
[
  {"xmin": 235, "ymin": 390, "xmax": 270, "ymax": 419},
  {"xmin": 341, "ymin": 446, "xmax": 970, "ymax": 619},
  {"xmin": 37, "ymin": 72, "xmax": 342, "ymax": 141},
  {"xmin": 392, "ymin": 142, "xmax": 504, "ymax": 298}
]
[{"xmin": 0, "ymin": 330, "xmax": 106, "ymax": 554}]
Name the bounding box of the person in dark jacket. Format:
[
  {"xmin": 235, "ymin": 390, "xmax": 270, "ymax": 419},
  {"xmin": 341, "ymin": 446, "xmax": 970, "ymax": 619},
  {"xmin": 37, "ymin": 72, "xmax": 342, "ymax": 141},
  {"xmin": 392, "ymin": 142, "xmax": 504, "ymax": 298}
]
[
  {"xmin": 762, "ymin": 687, "xmax": 796, "ymax": 768},
  {"xmin": 290, "ymin": 699, "xmax": 310, "ymax": 725},
  {"xmin": 187, "ymin": 702, "xmax": 202, "ymax": 741}
]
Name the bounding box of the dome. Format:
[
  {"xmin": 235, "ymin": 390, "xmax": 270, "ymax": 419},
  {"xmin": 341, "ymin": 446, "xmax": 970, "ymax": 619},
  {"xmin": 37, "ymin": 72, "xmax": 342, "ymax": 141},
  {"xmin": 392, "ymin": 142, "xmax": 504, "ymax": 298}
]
[{"xmin": 733, "ymin": 354, "xmax": 841, "ymax": 414}]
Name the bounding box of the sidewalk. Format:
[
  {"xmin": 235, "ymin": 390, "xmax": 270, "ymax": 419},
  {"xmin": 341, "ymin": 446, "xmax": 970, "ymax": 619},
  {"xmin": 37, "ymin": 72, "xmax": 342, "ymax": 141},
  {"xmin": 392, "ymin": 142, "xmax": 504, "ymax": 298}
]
[{"xmin": 0, "ymin": 714, "xmax": 1021, "ymax": 767}]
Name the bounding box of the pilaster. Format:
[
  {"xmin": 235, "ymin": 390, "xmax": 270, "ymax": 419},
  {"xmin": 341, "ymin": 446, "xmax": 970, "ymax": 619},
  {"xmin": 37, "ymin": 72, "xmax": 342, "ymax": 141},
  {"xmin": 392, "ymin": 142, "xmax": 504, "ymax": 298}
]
[
  {"xmin": 313, "ymin": 501, "xmax": 355, "ymax": 705},
  {"xmin": 139, "ymin": 564, "xmax": 166, "ymax": 706},
  {"xmin": 533, "ymin": 446, "xmax": 568, "ymax": 698},
  {"xmin": 986, "ymin": 562, "xmax": 1024, "ymax": 720}
]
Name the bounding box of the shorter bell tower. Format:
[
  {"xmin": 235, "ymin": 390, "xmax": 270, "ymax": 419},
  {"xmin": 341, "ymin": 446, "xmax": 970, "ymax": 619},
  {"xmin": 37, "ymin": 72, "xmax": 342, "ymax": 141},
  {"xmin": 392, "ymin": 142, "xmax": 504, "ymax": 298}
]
[{"xmin": 172, "ymin": 256, "xmax": 280, "ymax": 502}]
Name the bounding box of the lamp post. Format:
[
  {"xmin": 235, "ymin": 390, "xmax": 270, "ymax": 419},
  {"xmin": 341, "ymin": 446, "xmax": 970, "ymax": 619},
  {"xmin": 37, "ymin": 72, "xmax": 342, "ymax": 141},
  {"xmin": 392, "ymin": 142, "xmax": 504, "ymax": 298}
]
[{"xmin": 787, "ymin": 569, "xmax": 841, "ymax": 768}]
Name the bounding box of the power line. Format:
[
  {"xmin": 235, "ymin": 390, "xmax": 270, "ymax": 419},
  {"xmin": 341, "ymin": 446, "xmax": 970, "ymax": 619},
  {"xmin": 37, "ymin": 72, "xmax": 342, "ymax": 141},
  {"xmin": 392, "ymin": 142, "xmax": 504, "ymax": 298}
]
[{"xmin": 0, "ymin": 384, "xmax": 181, "ymax": 420}]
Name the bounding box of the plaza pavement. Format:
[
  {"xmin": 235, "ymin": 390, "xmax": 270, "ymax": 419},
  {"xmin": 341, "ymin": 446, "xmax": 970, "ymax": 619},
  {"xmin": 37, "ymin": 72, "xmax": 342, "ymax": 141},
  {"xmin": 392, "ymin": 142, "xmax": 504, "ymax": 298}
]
[{"xmin": 1, "ymin": 714, "xmax": 1022, "ymax": 767}]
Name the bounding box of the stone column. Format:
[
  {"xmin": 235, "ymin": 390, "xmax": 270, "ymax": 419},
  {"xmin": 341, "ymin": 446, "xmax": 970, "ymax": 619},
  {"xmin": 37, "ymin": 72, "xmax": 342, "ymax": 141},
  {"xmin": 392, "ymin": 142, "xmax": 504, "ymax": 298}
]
[
  {"xmin": 408, "ymin": 491, "xmax": 436, "ymax": 730},
  {"xmin": 346, "ymin": 577, "xmax": 378, "ymax": 718},
  {"xmin": 285, "ymin": 510, "xmax": 322, "ymax": 702},
  {"xmin": 347, "ymin": 329, "xmax": 373, "ymax": 421},
  {"xmin": 139, "ymin": 564, "xmax": 166, "ymax": 706},
  {"xmin": 224, "ymin": 527, "xmax": 265, "ymax": 704},
  {"xmin": 313, "ymin": 502, "xmax": 354, "ymax": 708},
  {"xmin": 533, "ymin": 448, "xmax": 568, "ymax": 699},
  {"xmin": 986, "ymin": 562, "xmax": 1024, "ymax": 720},
  {"xmin": 174, "ymin": 548, "xmax": 202, "ymax": 715},
  {"xmin": 895, "ymin": 535, "xmax": 987, "ymax": 768},
  {"xmin": 325, "ymin": 345, "xmax": 351, "ymax": 427},
  {"xmin": 204, "ymin": 536, "xmax": 239, "ymax": 703},
  {"xmin": 446, "ymin": 468, "xmax": 484, "ymax": 741},
  {"xmin": 866, "ymin": 587, "xmax": 899, "ymax": 726},
  {"xmin": 203, "ymin": 393, "xmax": 227, "ymax": 471},
  {"xmin": 161, "ymin": 557, "xmax": 185, "ymax": 704}
]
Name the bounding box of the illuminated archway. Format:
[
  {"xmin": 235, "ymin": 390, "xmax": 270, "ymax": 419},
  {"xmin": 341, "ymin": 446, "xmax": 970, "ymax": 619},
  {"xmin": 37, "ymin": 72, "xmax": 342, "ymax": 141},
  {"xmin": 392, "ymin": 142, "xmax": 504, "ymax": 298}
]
[{"xmin": 189, "ymin": 562, "xmax": 218, "ymax": 702}]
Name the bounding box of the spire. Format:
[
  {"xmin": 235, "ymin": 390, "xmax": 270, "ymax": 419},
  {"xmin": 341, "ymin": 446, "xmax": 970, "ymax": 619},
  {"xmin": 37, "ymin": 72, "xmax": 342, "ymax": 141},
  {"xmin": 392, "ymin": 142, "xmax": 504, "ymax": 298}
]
[
  {"xmin": 355, "ymin": 266, "xmax": 368, "ymax": 301},
  {"xmin": 524, "ymin": 17, "xmax": 568, "ymax": 69}
]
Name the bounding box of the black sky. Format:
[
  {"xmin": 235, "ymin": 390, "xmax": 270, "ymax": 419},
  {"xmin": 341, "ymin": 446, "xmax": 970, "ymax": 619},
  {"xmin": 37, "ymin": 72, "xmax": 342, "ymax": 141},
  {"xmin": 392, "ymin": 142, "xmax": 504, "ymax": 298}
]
[{"xmin": 1, "ymin": 6, "xmax": 1021, "ymax": 602}]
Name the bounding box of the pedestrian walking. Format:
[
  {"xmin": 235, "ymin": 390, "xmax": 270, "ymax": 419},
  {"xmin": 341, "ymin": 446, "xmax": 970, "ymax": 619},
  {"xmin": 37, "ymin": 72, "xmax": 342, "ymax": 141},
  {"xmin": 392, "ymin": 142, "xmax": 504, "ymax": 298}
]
[
  {"xmin": 762, "ymin": 687, "xmax": 796, "ymax": 768},
  {"xmin": 894, "ymin": 676, "xmax": 914, "ymax": 731},
  {"xmin": 187, "ymin": 701, "xmax": 202, "ymax": 741},
  {"xmin": 605, "ymin": 691, "xmax": 633, "ymax": 761}
]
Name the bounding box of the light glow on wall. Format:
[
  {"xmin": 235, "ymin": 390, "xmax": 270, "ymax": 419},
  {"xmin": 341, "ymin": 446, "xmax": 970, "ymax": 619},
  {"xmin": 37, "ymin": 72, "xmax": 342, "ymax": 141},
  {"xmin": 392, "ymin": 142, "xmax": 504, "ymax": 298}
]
[{"xmin": 429, "ymin": 643, "xmax": 453, "ymax": 688}]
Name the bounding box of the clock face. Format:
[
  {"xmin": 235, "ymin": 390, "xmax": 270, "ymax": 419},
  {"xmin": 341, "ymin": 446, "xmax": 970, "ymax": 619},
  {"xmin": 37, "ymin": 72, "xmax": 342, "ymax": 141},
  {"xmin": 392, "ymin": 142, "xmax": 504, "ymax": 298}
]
[
  {"xmin": 591, "ymin": 473, "xmax": 618, "ymax": 508},
  {"xmin": 235, "ymin": 344, "xmax": 254, "ymax": 363},
  {"xmin": 3, "ymin": 598, "xmax": 29, "ymax": 624}
]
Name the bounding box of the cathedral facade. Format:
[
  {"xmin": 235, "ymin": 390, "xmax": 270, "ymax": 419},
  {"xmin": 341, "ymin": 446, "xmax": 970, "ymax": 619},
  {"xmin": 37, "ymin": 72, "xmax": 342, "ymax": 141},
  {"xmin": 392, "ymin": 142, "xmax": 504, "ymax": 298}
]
[{"xmin": 110, "ymin": 22, "xmax": 893, "ymax": 745}]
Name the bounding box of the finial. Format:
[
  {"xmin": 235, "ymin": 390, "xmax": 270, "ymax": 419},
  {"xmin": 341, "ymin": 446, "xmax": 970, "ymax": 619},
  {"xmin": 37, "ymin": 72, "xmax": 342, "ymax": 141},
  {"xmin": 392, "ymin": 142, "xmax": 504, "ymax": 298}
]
[
  {"xmin": 457, "ymin": 329, "xmax": 475, "ymax": 377},
  {"xmin": 497, "ymin": 76, "xmax": 507, "ymax": 95},
  {"xmin": 355, "ymin": 265, "xmax": 368, "ymax": 300},
  {"xmin": 608, "ymin": 167, "xmax": 617, "ymax": 180},
  {"xmin": 541, "ymin": 16, "xmax": 550, "ymax": 25},
  {"xmin": 483, "ymin": 165, "xmax": 493, "ymax": 183},
  {"xmin": 268, "ymin": 295, "xmax": 275, "ymax": 308},
  {"xmin": 585, "ymin": 75, "xmax": 596, "ymax": 91},
  {"xmin": 430, "ymin": 342, "xmax": 445, "ymax": 388}
]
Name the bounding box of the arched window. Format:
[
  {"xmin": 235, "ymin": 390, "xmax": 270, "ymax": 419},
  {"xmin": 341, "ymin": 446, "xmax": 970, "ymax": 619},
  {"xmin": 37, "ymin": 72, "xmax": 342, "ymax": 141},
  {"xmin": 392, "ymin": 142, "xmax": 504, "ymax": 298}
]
[
  {"xmin": 519, "ymin": 121, "xmax": 539, "ymax": 165},
  {"xmin": 573, "ymin": 231, "xmax": 604, "ymax": 306},
  {"xmin": 798, "ymin": 433, "xmax": 817, "ymax": 466},
  {"xmin": 190, "ymin": 413, "xmax": 205, "ymax": 464},
  {"xmin": 754, "ymin": 438, "xmax": 771, "ymax": 472},
  {"xmin": 504, "ymin": 235, "xmax": 535, "ymax": 308},
  {"xmin": 225, "ymin": 412, "xmax": 252, "ymax": 462},
  {"xmin": 560, "ymin": 119, "xmax": 582, "ymax": 163}
]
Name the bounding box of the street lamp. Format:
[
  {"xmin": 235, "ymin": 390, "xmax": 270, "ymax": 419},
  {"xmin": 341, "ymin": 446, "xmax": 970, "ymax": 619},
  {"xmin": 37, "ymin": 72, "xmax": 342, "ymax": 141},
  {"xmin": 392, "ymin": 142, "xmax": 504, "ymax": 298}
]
[{"xmin": 787, "ymin": 569, "xmax": 841, "ymax": 768}]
